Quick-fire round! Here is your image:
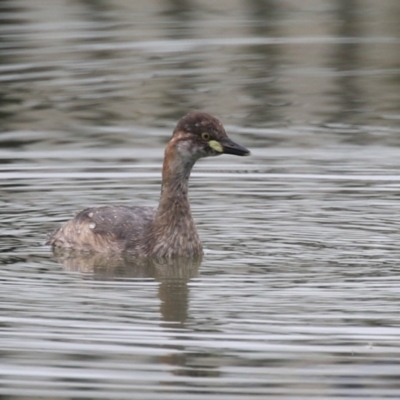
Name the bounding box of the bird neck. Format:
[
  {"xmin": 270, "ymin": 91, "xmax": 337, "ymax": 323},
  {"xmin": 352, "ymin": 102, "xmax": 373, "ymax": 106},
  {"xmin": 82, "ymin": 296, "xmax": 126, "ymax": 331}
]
[
  {"xmin": 149, "ymin": 138, "xmax": 202, "ymax": 257},
  {"xmin": 157, "ymin": 138, "xmax": 194, "ymax": 219}
]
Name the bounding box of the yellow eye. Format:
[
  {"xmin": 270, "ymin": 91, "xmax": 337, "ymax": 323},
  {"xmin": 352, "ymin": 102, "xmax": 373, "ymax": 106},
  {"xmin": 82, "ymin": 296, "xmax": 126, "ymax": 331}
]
[{"xmin": 201, "ymin": 132, "xmax": 211, "ymax": 141}]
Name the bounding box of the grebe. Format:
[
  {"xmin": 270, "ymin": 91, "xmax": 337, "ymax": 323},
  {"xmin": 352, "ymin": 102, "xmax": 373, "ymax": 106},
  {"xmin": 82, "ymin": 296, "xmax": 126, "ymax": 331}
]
[{"xmin": 47, "ymin": 112, "xmax": 250, "ymax": 257}]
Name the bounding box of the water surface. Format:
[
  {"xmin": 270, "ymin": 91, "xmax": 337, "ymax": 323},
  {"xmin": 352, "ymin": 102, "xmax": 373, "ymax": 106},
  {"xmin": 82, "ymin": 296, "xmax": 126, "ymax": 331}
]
[{"xmin": 1, "ymin": 1, "xmax": 400, "ymax": 399}]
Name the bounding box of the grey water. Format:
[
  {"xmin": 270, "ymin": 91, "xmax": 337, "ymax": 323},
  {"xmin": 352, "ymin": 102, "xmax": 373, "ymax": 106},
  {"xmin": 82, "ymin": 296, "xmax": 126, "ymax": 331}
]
[{"xmin": 1, "ymin": 1, "xmax": 400, "ymax": 399}]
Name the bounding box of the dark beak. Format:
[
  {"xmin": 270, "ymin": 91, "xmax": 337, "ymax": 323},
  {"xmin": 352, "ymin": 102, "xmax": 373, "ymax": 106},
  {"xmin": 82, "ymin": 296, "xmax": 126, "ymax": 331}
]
[{"xmin": 221, "ymin": 138, "xmax": 251, "ymax": 156}]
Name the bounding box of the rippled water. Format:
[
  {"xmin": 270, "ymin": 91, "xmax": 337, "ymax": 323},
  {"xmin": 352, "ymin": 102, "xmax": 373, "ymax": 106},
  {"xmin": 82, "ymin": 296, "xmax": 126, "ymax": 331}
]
[{"xmin": 1, "ymin": 1, "xmax": 400, "ymax": 399}]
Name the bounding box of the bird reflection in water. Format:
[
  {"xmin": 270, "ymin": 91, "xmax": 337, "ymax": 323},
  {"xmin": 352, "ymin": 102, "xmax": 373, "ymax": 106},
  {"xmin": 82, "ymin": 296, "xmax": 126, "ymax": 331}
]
[
  {"xmin": 57, "ymin": 249, "xmax": 199, "ymax": 324},
  {"xmin": 52, "ymin": 249, "xmax": 220, "ymax": 379}
]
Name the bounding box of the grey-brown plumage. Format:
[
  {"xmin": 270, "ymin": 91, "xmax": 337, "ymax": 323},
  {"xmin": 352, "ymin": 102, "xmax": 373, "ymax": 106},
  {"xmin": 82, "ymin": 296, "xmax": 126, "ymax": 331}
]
[{"xmin": 47, "ymin": 112, "xmax": 250, "ymax": 258}]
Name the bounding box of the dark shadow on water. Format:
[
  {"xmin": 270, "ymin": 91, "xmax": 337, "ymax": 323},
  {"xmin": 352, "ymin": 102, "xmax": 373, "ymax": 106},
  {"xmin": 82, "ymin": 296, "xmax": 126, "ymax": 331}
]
[
  {"xmin": 158, "ymin": 0, "xmax": 202, "ymax": 121},
  {"xmin": 327, "ymin": 0, "xmax": 365, "ymax": 127},
  {"xmin": 242, "ymin": 0, "xmax": 284, "ymax": 128},
  {"xmin": 0, "ymin": 1, "xmax": 30, "ymax": 132}
]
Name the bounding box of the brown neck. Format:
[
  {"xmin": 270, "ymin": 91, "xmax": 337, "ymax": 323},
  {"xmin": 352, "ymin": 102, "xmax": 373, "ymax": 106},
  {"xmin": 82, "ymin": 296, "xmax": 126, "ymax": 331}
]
[
  {"xmin": 157, "ymin": 139, "xmax": 194, "ymax": 220},
  {"xmin": 148, "ymin": 137, "xmax": 202, "ymax": 257}
]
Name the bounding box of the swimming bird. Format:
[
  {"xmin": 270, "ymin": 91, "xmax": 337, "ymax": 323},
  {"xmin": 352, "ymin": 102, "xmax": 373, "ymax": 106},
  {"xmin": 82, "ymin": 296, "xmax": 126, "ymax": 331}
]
[{"xmin": 47, "ymin": 112, "xmax": 250, "ymax": 257}]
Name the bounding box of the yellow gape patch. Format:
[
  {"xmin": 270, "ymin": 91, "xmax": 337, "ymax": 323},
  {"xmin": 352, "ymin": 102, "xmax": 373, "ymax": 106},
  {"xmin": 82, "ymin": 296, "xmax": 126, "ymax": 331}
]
[{"xmin": 209, "ymin": 140, "xmax": 223, "ymax": 153}]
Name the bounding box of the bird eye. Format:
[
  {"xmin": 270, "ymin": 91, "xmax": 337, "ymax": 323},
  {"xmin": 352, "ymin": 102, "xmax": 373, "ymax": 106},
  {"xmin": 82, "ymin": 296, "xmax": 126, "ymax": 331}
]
[{"xmin": 201, "ymin": 132, "xmax": 211, "ymax": 141}]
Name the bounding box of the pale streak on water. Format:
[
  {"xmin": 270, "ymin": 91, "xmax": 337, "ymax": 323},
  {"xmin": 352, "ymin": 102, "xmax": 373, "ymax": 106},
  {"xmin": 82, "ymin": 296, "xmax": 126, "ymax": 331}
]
[{"xmin": 1, "ymin": 1, "xmax": 400, "ymax": 399}]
